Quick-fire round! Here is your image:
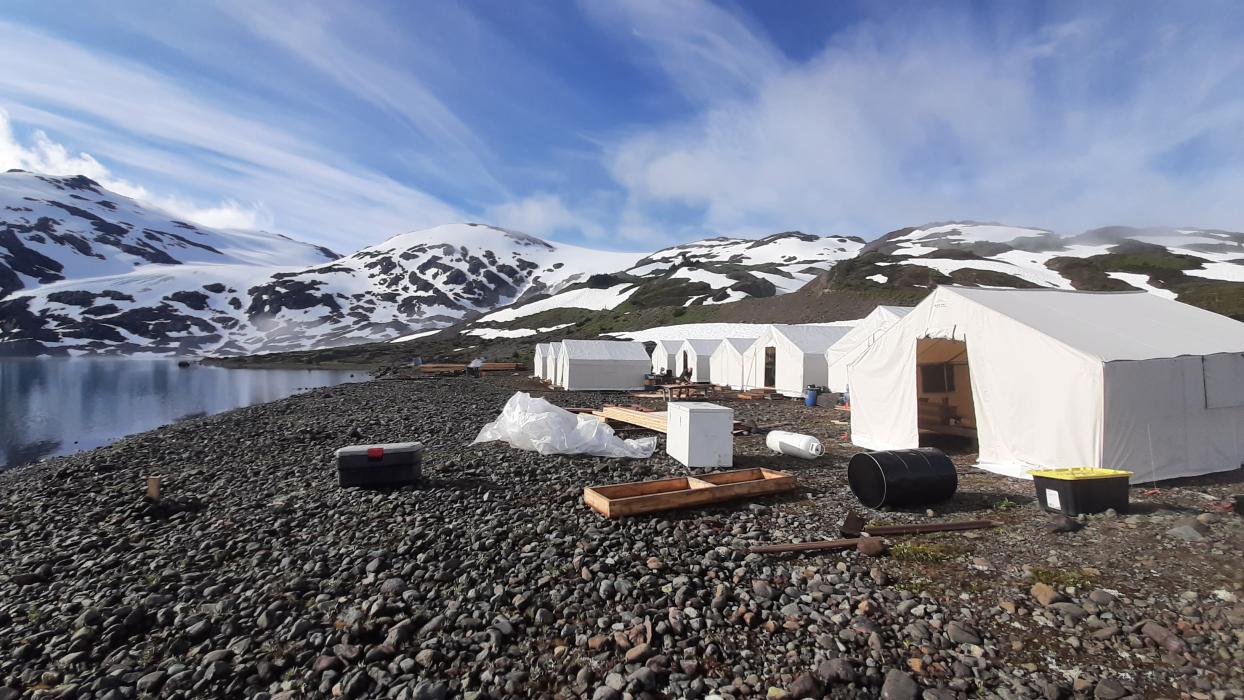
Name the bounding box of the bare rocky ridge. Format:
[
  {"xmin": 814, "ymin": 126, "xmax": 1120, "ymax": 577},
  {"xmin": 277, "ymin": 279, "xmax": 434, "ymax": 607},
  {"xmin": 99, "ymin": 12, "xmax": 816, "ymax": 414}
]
[{"xmin": 1, "ymin": 374, "xmax": 1240, "ymax": 699}]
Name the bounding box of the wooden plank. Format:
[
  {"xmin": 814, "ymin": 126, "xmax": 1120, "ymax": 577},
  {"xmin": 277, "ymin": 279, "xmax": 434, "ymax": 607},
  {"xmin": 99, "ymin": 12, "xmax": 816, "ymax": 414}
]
[
  {"xmin": 583, "ymin": 468, "xmax": 797, "ymax": 518},
  {"xmin": 598, "ymin": 407, "xmax": 668, "ymax": 433},
  {"xmin": 589, "ymin": 476, "xmax": 695, "ymax": 499}
]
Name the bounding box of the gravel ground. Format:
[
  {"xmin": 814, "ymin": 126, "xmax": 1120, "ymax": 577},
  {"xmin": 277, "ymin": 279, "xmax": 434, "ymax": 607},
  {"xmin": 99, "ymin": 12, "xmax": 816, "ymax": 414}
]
[{"xmin": 1, "ymin": 374, "xmax": 1241, "ymax": 700}]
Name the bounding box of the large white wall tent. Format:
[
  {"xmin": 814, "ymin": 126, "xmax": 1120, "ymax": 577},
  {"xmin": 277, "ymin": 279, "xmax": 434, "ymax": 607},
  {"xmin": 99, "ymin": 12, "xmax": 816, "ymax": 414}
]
[
  {"xmin": 532, "ymin": 343, "xmax": 550, "ymax": 380},
  {"xmin": 650, "ymin": 339, "xmax": 681, "ymax": 376},
  {"xmin": 558, "ymin": 340, "xmax": 651, "ymax": 390},
  {"xmin": 825, "ymin": 306, "xmax": 913, "ymax": 392},
  {"xmin": 677, "ymin": 339, "xmax": 721, "ymax": 382},
  {"xmin": 849, "ymin": 286, "xmax": 1244, "ymax": 483},
  {"xmin": 741, "ymin": 325, "xmax": 854, "ymax": 397},
  {"xmin": 710, "ymin": 338, "xmax": 757, "ymax": 390}
]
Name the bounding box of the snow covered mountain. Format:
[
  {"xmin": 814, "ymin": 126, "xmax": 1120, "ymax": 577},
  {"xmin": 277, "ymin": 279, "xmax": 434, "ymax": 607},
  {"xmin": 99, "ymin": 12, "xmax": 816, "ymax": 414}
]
[
  {"xmin": 3, "ymin": 171, "xmax": 1241, "ymax": 357},
  {"xmin": 0, "ymin": 174, "xmax": 644, "ymax": 355},
  {"xmin": 828, "ymin": 221, "xmax": 1243, "ymax": 315},
  {"xmin": 468, "ymin": 231, "xmax": 865, "ymax": 327},
  {"xmin": 0, "ymin": 170, "xmax": 338, "ymax": 298}
]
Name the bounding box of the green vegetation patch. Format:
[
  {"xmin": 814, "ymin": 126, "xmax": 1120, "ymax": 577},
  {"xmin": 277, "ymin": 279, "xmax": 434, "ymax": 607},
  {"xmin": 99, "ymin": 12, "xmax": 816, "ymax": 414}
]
[
  {"xmin": 891, "ymin": 541, "xmax": 969, "ymax": 563},
  {"xmin": 1028, "ymin": 566, "xmax": 1089, "ymax": 588}
]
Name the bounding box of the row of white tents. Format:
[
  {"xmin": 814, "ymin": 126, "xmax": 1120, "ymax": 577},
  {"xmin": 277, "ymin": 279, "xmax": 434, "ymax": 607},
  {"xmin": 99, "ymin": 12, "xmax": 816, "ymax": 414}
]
[
  {"xmin": 535, "ymin": 308, "xmax": 915, "ymax": 397},
  {"xmin": 647, "ymin": 309, "xmax": 915, "ymax": 397},
  {"xmin": 530, "ymin": 287, "xmax": 1244, "ymax": 483}
]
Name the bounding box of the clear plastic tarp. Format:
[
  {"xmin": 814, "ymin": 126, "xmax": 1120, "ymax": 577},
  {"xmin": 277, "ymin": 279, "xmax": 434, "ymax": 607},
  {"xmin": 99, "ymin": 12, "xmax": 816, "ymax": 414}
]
[{"xmin": 473, "ymin": 392, "xmax": 656, "ymax": 458}]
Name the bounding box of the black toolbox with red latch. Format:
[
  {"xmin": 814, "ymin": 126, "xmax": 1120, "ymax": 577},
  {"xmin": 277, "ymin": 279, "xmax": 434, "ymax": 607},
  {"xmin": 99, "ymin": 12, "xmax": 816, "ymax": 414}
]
[{"xmin": 335, "ymin": 442, "xmax": 422, "ymax": 487}]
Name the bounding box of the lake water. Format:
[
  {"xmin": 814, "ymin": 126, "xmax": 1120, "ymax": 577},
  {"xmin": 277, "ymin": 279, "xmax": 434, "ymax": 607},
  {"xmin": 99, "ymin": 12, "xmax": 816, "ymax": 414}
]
[{"xmin": 0, "ymin": 358, "xmax": 365, "ymax": 469}]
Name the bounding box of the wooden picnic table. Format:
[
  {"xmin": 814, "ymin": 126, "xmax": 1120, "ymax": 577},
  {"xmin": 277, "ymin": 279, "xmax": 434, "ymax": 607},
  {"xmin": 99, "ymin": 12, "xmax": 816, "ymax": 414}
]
[{"xmin": 660, "ymin": 383, "xmax": 709, "ymax": 400}]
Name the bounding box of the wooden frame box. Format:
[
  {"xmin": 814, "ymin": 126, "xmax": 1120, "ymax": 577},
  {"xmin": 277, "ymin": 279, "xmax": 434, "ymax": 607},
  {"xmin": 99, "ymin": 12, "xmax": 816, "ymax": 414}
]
[{"xmin": 583, "ymin": 468, "xmax": 796, "ymax": 518}]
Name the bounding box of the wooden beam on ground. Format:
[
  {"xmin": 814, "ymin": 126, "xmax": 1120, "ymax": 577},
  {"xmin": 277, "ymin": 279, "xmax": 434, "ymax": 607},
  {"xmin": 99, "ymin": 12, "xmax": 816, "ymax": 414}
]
[{"xmin": 840, "ymin": 510, "xmax": 999, "ymax": 538}]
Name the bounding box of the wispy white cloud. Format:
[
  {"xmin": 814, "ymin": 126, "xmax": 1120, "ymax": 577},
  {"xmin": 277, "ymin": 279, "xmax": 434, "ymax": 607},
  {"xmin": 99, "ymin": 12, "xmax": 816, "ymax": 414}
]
[
  {"xmin": 0, "ymin": 110, "xmax": 266, "ymax": 229},
  {"xmin": 0, "ymin": 18, "xmax": 467, "ymax": 247},
  {"xmin": 578, "ymin": 0, "xmax": 785, "ymax": 105},
  {"xmin": 600, "ymin": 2, "xmax": 1244, "ymax": 237},
  {"xmin": 215, "ymin": 1, "xmax": 509, "ymax": 201},
  {"xmin": 486, "ymin": 193, "xmax": 603, "ymax": 240},
  {"xmin": 3, "ymin": 1, "xmax": 1243, "ymax": 254}
]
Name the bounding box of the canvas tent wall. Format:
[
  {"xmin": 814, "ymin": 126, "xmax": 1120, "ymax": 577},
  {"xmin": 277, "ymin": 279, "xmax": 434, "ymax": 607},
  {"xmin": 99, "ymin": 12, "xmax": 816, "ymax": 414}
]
[
  {"xmin": 548, "ymin": 342, "xmax": 564, "ymax": 387},
  {"xmin": 709, "ymin": 338, "xmax": 754, "ymax": 389},
  {"xmin": 533, "ymin": 343, "xmax": 551, "ymax": 380},
  {"xmin": 650, "ymin": 339, "xmax": 681, "ymax": 376},
  {"xmin": 741, "ymin": 324, "xmax": 854, "ymax": 397},
  {"xmin": 825, "ymin": 306, "xmax": 913, "ymax": 392},
  {"xmin": 676, "ymin": 339, "xmax": 721, "ymax": 382},
  {"xmin": 848, "ymin": 286, "xmax": 1244, "ymax": 483},
  {"xmin": 558, "ymin": 340, "xmax": 650, "ymax": 390}
]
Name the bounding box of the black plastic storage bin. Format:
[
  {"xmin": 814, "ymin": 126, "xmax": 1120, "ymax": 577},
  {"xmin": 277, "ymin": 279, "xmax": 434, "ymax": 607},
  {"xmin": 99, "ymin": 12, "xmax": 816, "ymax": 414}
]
[
  {"xmin": 1030, "ymin": 468, "xmax": 1130, "ymax": 516},
  {"xmin": 847, "ymin": 448, "xmax": 958, "ymax": 509},
  {"xmin": 336, "ymin": 442, "xmax": 422, "ymax": 487}
]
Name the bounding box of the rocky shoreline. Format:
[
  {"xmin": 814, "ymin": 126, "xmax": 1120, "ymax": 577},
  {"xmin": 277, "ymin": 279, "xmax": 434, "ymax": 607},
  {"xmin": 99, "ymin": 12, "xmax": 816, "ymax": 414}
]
[{"xmin": 1, "ymin": 375, "xmax": 1241, "ymax": 700}]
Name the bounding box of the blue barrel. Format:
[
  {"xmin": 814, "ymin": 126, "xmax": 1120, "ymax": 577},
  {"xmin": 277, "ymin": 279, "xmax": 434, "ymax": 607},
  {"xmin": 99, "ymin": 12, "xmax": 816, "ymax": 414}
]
[{"xmin": 805, "ymin": 387, "xmax": 818, "ymax": 406}]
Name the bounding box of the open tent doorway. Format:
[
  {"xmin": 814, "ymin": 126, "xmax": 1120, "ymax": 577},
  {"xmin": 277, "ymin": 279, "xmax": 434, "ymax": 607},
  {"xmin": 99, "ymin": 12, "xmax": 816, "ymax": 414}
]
[
  {"xmin": 763, "ymin": 347, "xmax": 777, "ymax": 387},
  {"xmin": 681, "ymin": 350, "xmax": 689, "ymax": 376},
  {"xmin": 915, "ymin": 338, "xmax": 977, "ymax": 445}
]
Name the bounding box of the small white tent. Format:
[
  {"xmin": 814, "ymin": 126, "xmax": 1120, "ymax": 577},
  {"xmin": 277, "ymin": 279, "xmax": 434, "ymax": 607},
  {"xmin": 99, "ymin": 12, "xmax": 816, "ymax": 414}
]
[
  {"xmin": 848, "ymin": 286, "xmax": 1244, "ymax": 482},
  {"xmin": 532, "ymin": 343, "xmax": 551, "ymax": 380},
  {"xmin": 558, "ymin": 340, "xmax": 651, "ymax": 390},
  {"xmin": 650, "ymin": 339, "xmax": 681, "ymax": 376},
  {"xmin": 710, "ymin": 338, "xmax": 756, "ymax": 390},
  {"xmin": 676, "ymin": 339, "xmax": 721, "ymax": 382},
  {"xmin": 825, "ymin": 306, "xmax": 913, "ymax": 392},
  {"xmin": 741, "ymin": 325, "xmax": 854, "ymax": 396}
]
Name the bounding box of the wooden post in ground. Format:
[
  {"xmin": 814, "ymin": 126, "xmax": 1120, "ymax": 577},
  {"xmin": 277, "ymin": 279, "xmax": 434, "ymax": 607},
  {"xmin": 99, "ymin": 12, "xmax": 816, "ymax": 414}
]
[{"xmin": 146, "ymin": 476, "xmax": 163, "ymax": 501}]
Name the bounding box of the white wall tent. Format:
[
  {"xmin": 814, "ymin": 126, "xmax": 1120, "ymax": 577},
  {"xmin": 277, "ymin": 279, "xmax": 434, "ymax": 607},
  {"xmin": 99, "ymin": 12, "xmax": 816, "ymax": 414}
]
[
  {"xmin": 533, "ymin": 343, "xmax": 551, "ymax": 380},
  {"xmin": 558, "ymin": 340, "xmax": 651, "ymax": 390},
  {"xmin": 650, "ymin": 339, "xmax": 681, "ymax": 376},
  {"xmin": 825, "ymin": 306, "xmax": 913, "ymax": 392},
  {"xmin": 848, "ymin": 286, "xmax": 1244, "ymax": 482},
  {"xmin": 710, "ymin": 338, "xmax": 757, "ymax": 390},
  {"xmin": 677, "ymin": 339, "xmax": 721, "ymax": 382},
  {"xmin": 741, "ymin": 325, "xmax": 854, "ymax": 397},
  {"xmin": 548, "ymin": 342, "xmax": 564, "ymax": 387}
]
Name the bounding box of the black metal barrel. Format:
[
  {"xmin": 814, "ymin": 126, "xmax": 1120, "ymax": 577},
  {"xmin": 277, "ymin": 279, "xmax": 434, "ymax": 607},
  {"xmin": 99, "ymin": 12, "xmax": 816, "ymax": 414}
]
[{"xmin": 847, "ymin": 448, "xmax": 958, "ymax": 508}]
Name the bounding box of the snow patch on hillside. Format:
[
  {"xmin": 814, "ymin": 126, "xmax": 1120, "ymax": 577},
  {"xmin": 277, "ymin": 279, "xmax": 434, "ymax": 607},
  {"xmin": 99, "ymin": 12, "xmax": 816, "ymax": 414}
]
[
  {"xmin": 1185, "ymin": 262, "xmax": 1244, "ymax": 282},
  {"xmin": 467, "ymin": 323, "xmax": 574, "ymax": 339},
  {"xmin": 1106, "ymin": 272, "xmax": 1177, "ymax": 299},
  {"xmin": 477, "ymin": 283, "xmax": 636, "ymax": 323}
]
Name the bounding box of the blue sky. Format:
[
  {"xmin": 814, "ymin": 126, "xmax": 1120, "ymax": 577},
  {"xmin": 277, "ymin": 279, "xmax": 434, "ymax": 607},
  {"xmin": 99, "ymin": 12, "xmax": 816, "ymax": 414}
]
[{"xmin": 1, "ymin": 0, "xmax": 1243, "ymax": 252}]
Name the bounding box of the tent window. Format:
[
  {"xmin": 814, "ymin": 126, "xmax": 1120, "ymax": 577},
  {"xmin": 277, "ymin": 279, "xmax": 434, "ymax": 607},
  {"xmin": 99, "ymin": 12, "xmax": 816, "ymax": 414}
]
[
  {"xmin": 920, "ymin": 363, "xmax": 956, "ymax": 393},
  {"xmin": 1204, "ymin": 353, "xmax": 1244, "ymax": 409}
]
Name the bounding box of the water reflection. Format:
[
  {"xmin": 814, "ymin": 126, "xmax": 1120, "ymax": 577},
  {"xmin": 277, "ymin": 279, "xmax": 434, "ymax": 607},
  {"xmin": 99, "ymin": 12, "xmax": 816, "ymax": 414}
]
[{"xmin": 0, "ymin": 358, "xmax": 364, "ymax": 469}]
